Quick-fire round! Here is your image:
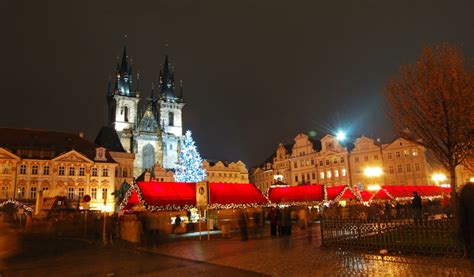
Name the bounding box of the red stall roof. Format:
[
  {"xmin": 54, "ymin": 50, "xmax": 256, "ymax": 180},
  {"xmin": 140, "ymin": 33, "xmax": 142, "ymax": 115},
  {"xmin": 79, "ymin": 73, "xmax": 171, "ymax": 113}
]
[
  {"xmin": 137, "ymin": 181, "xmax": 196, "ymax": 207},
  {"xmin": 268, "ymin": 185, "xmax": 324, "ymax": 204},
  {"xmin": 382, "ymin": 185, "xmax": 447, "ymax": 199},
  {"xmin": 371, "ymin": 189, "xmax": 394, "ymax": 201},
  {"xmin": 209, "ymin": 183, "xmax": 268, "ymax": 208},
  {"xmin": 326, "ymin": 185, "xmax": 359, "ymax": 201}
]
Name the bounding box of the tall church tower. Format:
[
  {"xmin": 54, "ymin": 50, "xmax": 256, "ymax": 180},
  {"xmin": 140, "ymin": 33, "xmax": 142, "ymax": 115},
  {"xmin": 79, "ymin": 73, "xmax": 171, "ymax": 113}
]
[
  {"xmin": 157, "ymin": 55, "xmax": 185, "ymax": 169},
  {"xmin": 107, "ymin": 47, "xmax": 140, "ymax": 152}
]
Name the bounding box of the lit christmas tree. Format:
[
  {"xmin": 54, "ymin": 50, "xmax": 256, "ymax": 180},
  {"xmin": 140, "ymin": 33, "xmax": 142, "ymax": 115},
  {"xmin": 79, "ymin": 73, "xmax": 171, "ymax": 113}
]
[{"xmin": 174, "ymin": 130, "xmax": 207, "ymax": 182}]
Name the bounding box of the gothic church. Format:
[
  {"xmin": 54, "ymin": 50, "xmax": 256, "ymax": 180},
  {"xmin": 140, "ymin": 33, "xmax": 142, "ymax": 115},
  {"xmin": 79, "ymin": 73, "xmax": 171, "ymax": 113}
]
[{"xmin": 106, "ymin": 47, "xmax": 184, "ymax": 177}]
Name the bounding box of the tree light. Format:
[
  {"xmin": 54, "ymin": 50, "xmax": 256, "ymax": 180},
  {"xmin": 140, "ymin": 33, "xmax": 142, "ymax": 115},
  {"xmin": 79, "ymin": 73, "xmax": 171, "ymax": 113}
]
[
  {"xmin": 174, "ymin": 130, "xmax": 207, "ymax": 182},
  {"xmin": 336, "ymin": 131, "xmax": 346, "ymax": 142}
]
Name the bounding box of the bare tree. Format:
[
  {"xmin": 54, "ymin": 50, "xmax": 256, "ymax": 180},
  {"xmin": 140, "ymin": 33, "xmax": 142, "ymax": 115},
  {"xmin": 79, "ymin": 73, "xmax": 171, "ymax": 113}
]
[{"xmin": 385, "ymin": 43, "xmax": 474, "ymax": 202}]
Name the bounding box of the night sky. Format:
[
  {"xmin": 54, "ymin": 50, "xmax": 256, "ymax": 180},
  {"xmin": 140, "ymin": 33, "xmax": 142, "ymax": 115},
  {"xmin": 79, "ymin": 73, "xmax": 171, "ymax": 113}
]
[{"xmin": 1, "ymin": 1, "xmax": 473, "ymax": 167}]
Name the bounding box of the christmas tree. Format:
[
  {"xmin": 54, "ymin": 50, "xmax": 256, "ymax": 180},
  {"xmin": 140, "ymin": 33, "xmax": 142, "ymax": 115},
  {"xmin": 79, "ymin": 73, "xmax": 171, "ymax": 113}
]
[{"xmin": 174, "ymin": 130, "xmax": 207, "ymax": 182}]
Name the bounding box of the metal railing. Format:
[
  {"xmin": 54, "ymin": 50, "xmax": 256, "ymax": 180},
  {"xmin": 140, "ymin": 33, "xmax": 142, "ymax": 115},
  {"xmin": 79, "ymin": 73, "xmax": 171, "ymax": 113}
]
[{"xmin": 321, "ymin": 217, "xmax": 464, "ymax": 257}]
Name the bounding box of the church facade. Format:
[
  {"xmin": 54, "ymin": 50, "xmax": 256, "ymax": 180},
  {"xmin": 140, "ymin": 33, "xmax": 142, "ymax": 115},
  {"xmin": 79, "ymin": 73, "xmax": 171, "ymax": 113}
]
[{"xmin": 107, "ymin": 47, "xmax": 184, "ymax": 176}]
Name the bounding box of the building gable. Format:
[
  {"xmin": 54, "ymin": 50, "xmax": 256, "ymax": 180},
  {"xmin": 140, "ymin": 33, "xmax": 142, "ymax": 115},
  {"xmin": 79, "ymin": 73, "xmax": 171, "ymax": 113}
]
[
  {"xmin": 0, "ymin": 147, "xmax": 21, "ymax": 160},
  {"xmin": 53, "ymin": 150, "xmax": 94, "ymax": 164}
]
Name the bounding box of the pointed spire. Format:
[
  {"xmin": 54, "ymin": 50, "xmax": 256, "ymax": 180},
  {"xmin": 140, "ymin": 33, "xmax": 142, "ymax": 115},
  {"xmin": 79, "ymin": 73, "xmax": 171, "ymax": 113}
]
[
  {"xmin": 120, "ymin": 46, "xmax": 129, "ymax": 73},
  {"xmin": 178, "ymin": 80, "xmax": 184, "ymax": 100},
  {"xmin": 150, "ymin": 82, "xmax": 155, "ymax": 99}
]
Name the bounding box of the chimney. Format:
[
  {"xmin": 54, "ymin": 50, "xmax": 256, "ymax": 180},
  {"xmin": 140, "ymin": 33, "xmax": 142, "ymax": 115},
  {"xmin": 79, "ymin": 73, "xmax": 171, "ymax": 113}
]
[{"xmin": 79, "ymin": 132, "xmax": 84, "ymax": 138}]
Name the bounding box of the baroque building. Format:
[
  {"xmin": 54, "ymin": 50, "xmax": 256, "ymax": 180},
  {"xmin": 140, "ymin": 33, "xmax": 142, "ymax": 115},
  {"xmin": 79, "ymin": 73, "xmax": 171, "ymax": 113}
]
[
  {"xmin": 250, "ymin": 133, "xmax": 433, "ymax": 192},
  {"xmin": 107, "ymin": 47, "xmax": 184, "ymax": 176},
  {"xmin": 0, "ymin": 128, "xmax": 132, "ymax": 212},
  {"xmin": 203, "ymin": 160, "xmax": 249, "ymax": 183}
]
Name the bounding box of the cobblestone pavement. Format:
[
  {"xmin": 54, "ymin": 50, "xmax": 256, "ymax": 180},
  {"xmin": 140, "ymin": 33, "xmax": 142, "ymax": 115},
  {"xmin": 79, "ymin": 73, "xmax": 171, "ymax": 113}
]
[{"xmin": 145, "ymin": 224, "xmax": 474, "ymax": 276}]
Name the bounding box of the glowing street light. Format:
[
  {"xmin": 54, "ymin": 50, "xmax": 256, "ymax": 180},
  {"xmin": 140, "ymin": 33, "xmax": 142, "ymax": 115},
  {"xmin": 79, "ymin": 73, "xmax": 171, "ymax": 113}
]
[
  {"xmin": 432, "ymin": 173, "xmax": 447, "ymax": 184},
  {"xmin": 364, "ymin": 167, "xmax": 383, "ymax": 177},
  {"xmin": 367, "ymin": 184, "xmax": 381, "ymax": 191},
  {"xmin": 336, "ymin": 130, "xmax": 346, "ymax": 142}
]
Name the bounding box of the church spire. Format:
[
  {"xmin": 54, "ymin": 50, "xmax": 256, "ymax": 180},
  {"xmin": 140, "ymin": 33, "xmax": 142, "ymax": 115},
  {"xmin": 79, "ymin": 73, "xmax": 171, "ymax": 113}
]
[{"xmin": 114, "ymin": 45, "xmax": 134, "ymax": 97}]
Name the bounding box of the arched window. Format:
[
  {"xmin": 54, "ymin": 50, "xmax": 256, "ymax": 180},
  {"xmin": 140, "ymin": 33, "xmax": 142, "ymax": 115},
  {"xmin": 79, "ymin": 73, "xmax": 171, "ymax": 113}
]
[
  {"xmin": 142, "ymin": 144, "xmax": 155, "ymax": 170},
  {"xmin": 124, "ymin": 106, "xmax": 129, "ymax": 122},
  {"xmin": 168, "ymin": 112, "xmax": 174, "ymax": 126}
]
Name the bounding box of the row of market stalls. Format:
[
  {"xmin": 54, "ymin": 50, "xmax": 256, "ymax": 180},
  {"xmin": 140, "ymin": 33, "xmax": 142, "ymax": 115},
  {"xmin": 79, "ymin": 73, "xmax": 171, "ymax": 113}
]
[
  {"xmin": 121, "ymin": 182, "xmax": 451, "ymax": 211},
  {"xmin": 118, "ymin": 182, "xmax": 451, "ymax": 240}
]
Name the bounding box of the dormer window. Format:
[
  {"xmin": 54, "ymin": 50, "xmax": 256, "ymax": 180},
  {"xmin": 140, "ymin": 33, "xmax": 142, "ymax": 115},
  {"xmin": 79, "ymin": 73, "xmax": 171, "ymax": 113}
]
[{"xmin": 95, "ymin": 147, "xmax": 107, "ymax": 161}]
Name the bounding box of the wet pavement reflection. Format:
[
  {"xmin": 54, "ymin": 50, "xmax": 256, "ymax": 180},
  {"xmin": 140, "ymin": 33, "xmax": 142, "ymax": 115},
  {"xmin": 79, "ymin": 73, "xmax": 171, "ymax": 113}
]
[{"xmin": 147, "ymin": 224, "xmax": 473, "ymax": 276}]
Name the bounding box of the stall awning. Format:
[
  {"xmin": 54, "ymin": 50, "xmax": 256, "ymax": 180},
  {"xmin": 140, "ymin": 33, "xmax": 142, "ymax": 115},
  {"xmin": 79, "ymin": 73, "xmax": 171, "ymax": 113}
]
[
  {"xmin": 382, "ymin": 185, "xmax": 447, "ymax": 199},
  {"xmin": 209, "ymin": 183, "xmax": 268, "ymax": 208},
  {"xmin": 268, "ymin": 185, "xmax": 324, "ymax": 204},
  {"xmin": 326, "ymin": 185, "xmax": 359, "ymax": 201},
  {"xmin": 137, "ymin": 181, "xmax": 196, "ymax": 207}
]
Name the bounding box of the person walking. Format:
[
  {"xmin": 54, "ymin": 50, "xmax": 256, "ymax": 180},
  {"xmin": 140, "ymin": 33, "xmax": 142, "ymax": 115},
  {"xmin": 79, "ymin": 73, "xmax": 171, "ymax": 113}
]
[
  {"xmin": 238, "ymin": 209, "xmax": 249, "ymax": 241},
  {"xmin": 412, "ymin": 191, "xmax": 423, "ymax": 225},
  {"xmin": 459, "ymin": 182, "xmax": 474, "ymax": 260},
  {"xmin": 172, "ymin": 215, "xmax": 181, "ymax": 234},
  {"xmin": 268, "ymin": 208, "xmax": 277, "ymax": 237}
]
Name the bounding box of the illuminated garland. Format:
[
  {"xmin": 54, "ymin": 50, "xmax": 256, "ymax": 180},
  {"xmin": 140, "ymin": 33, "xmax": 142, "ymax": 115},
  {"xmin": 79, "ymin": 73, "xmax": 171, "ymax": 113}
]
[
  {"xmin": 208, "ymin": 203, "xmax": 262, "ymax": 210},
  {"xmin": 0, "ymin": 199, "xmax": 34, "ymax": 213},
  {"xmin": 333, "ymin": 185, "xmax": 362, "ymax": 203}
]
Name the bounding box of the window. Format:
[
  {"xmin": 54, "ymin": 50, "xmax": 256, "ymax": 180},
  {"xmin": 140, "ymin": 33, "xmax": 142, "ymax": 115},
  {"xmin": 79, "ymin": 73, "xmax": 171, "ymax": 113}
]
[
  {"xmin": 102, "ymin": 188, "xmax": 108, "ymax": 200},
  {"xmin": 333, "ymin": 158, "xmax": 337, "ymax": 164},
  {"xmin": 79, "ymin": 167, "xmax": 85, "ymax": 176},
  {"xmin": 326, "ymin": 160, "xmax": 329, "ymax": 166},
  {"xmin": 389, "ymin": 166, "xmax": 394, "ymax": 174},
  {"xmin": 300, "ymin": 161, "xmax": 304, "ymax": 167},
  {"xmin": 168, "ymin": 112, "xmax": 174, "ymax": 126},
  {"xmin": 59, "ymin": 166, "xmax": 65, "ymax": 176},
  {"xmin": 30, "ymin": 187, "xmax": 37, "ymax": 199},
  {"xmin": 412, "ymin": 149, "xmax": 418, "ymax": 156},
  {"xmin": 327, "ymin": 171, "xmax": 332, "ymax": 179},
  {"xmin": 295, "ymin": 176, "xmax": 298, "ymax": 182},
  {"xmin": 123, "ymin": 168, "xmax": 128, "ymax": 178},
  {"xmin": 91, "ymin": 188, "xmax": 97, "ymax": 199},
  {"xmin": 406, "ymin": 164, "xmax": 411, "ymax": 172},
  {"xmin": 124, "ymin": 106, "xmax": 129, "ymax": 122},
  {"xmin": 415, "ymin": 163, "xmax": 420, "ymax": 172},
  {"xmin": 335, "ymin": 169, "xmax": 339, "ymax": 177},
  {"xmin": 2, "ymin": 163, "xmax": 10, "ymax": 174},
  {"xmin": 404, "ymin": 150, "xmax": 409, "ymax": 157},
  {"xmin": 311, "ymin": 159, "xmax": 314, "ymax": 165},
  {"xmin": 102, "ymin": 168, "xmax": 108, "ymax": 177},
  {"xmin": 342, "ymin": 169, "xmax": 347, "ymax": 177},
  {"xmin": 92, "ymin": 168, "xmax": 98, "ymax": 177},
  {"xmin": 2, "ymin": 186, "xmax": 8, "ymax": 198},
  {"xmin": 18, "ymin": 187, "xmax": 25, "ymax": 198},
  {"xmin": 388, "ymin": 152, "xmax": 393, "ymax": 159},
  {"xmin": 307, "ymin": 173, "xmax": 310, "ymax": 181},
  {"xmin": 294, "ymin": 162, "xmax": 297, "ymax": 168},
  {"xmin": 43, "ymin": 165, "xmax": 50, "ymax": 175},
  {"xmin": 312, "ymin": 172, "xmax": 316, "ymax": 179},
  {"xmin": 42, "ymin": 187, "xmax": 49, "ymax": 191},
  {"xmin": 19, "ymin": 164, "xmax": 27, "ymax": 175},
  {"xmin": 340, "ymin": 157, "xmax": 345, "ymax": 163},
  {"xmin": 319, "ymin": 160, "xmax": 323, "ymax": 166},
  {"xmin": 397, "ymin": 164, "xmax": 403, "ymax": 173},
  {"xmin": 374, "ymin": 155, "xmax": 379, "ymax": 160},
  {"xmin": 396, "ymin": 152, "xmax": 401, "ymax": 158},
  {"xmin": 355, "ymin": 157, "xmax": 359, "ymax": 163},
  {"xmin": 31, "ymin": 165, "xmax": 39, "ymax": 175},
  {"xmin": 364, "ymin": 156, "xmax": 369, "ymax": 162},
  {"xmin": 78, "ymin": 187, "xmax": 85, "ymax": 199},
  {"xmin": 320, "ymin": 172, "xmax": 325, "ymax": 179},
  {"xmin": 67, "ymin": 188, "xmax": 74, "ymax": 200},
  {"xmin": 69, "ymin": 166, "xmax": 75, "ymax": 176}
]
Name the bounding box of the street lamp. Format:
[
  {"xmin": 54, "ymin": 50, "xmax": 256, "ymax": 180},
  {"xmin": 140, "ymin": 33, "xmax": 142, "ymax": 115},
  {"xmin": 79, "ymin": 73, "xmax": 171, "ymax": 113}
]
[
  {"xmin": 432, "ymin": 173, "xmax": 447, "ymax": 186},
  {"xmin": 336, "ymin": 130, "xmax": 346, "ymax": 142}
]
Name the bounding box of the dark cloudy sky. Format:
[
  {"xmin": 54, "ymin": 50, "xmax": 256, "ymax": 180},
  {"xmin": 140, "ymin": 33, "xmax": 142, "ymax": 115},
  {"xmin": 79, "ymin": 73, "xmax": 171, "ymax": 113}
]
[{"xmin": 1, "ymin": 0, "xmax": 473, "ymax": 166}]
